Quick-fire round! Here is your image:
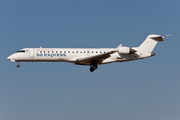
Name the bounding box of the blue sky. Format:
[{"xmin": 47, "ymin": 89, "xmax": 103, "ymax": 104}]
[{"xmin": 1, "ymin": 0, "xmax": 180, "ymax": 120}]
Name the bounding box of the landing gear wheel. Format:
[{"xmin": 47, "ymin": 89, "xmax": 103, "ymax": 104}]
[
  {"xmin": 17, "ymin": 64, "xmax": 20, "ymax": 68},
  {"xmin": 93, "ymin": 64, "xmax": 98, "ymax": 70},
  {"xmin": 90, "ymin": 67, "xmax": 94, "ymax": 72},
  {"xmin": 89, "ymin": 63, "xmax": 98, "ymax": 72}
]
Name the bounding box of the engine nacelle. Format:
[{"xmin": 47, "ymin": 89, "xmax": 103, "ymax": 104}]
[{"xmin": 118, "ymin": 47, "xmax": 136, "ymax": 54}]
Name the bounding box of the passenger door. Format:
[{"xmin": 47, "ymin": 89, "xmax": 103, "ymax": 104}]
[{"xmin": 29, "ymin": 48, "xmax": 35, "ymax": 58}]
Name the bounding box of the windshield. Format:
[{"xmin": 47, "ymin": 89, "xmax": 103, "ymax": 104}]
[{"xmin": 16, "ymin": 50, "xmax": 25, "ymax": 53}]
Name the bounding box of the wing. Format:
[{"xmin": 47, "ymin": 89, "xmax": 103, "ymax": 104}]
[{"xmin": 76, "ymin": 44, "xmax": 122, "ymax": 65}]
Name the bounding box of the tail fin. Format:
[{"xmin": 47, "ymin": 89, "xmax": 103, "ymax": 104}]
[{"xmin": 138, "ymin": 34, "xmax": 169, "ymax": 52}]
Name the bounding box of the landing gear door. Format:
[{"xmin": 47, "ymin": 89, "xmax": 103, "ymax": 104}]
[{"xmin": 29, "ymin": 48, "xmax": 35, "ymax": 58}]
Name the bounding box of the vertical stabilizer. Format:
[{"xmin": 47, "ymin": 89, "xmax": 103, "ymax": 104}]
[{"xmin": 138, "ymin": 34, "xmax": 165, "ymax": 52}]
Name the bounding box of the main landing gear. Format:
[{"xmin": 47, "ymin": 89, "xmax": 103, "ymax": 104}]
[{"xmin": 90, "ymin": 64, "xmax": 98, "ymax": 72}]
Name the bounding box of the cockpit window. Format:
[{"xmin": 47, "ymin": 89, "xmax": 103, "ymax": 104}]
[{"xmin": 16, "ymin": 50, "xmax": 25, "ymax": 53}]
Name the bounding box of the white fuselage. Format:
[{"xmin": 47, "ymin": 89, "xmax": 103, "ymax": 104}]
[
  {"xmin": 8, "ymin": 34, "xmax": 166, "ymax": 72},
  {"xmin": 7, "ymin": 47, "xmax": 152, "ymax": 65}
]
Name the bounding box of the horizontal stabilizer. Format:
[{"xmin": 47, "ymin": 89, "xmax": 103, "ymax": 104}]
[{"xmin": 149, "ymin": 34, "xmax": 171, "ymax": 41}]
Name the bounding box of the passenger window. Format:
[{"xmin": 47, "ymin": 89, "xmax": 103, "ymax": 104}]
[
  {"xmin": 68, "ymin": 51, "xmax": 70, "ymax": 53},
  {"xmin": 60, "ymin": 51, "xmax": 62, "ymax": 53},
  {"xmin": 76, "ymin": 51, "xmax": 78, "ymax": 53},
  {"xmin": 56, "ymin": 51, "xmax": 58, "ymax": 53},
  {"xmin": 64, "ymin": 51, "xmax": 66, "ymax": 53},
  {"xmin": 84, "ymin": 51, "xmax": 86, "ymax": 53}
]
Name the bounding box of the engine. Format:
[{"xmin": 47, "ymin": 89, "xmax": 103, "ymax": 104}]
[{"xmin": 118, "ymin": 47, "xmax": 136, "ymax": 54}]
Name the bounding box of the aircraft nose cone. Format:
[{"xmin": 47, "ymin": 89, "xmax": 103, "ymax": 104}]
[
  {"xmin": 7, "ymin": 54, "xmax": 16, "ymax": 62},
  {"xmin": 7, "ymin": 56, "xmax": 11, "ymax": 60}
]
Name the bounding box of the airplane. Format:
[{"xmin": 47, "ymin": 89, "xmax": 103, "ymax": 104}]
[{"xmin": 7, "ymin": 34, "xmax": 169, "ymax": 72}]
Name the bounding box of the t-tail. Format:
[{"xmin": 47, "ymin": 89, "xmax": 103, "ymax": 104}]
[{"xmin": 138, "ymin": 34, "xmax": 170, "ymax": 53}]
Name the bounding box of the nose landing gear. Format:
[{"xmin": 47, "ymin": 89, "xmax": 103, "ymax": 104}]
[
  {"xmin": 17, "ymin": 64, "xmax": 20, "ymax": 68},
  {"xmin": 16, "ymin": 62, "xmax": 20, "ymax": 68}
]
